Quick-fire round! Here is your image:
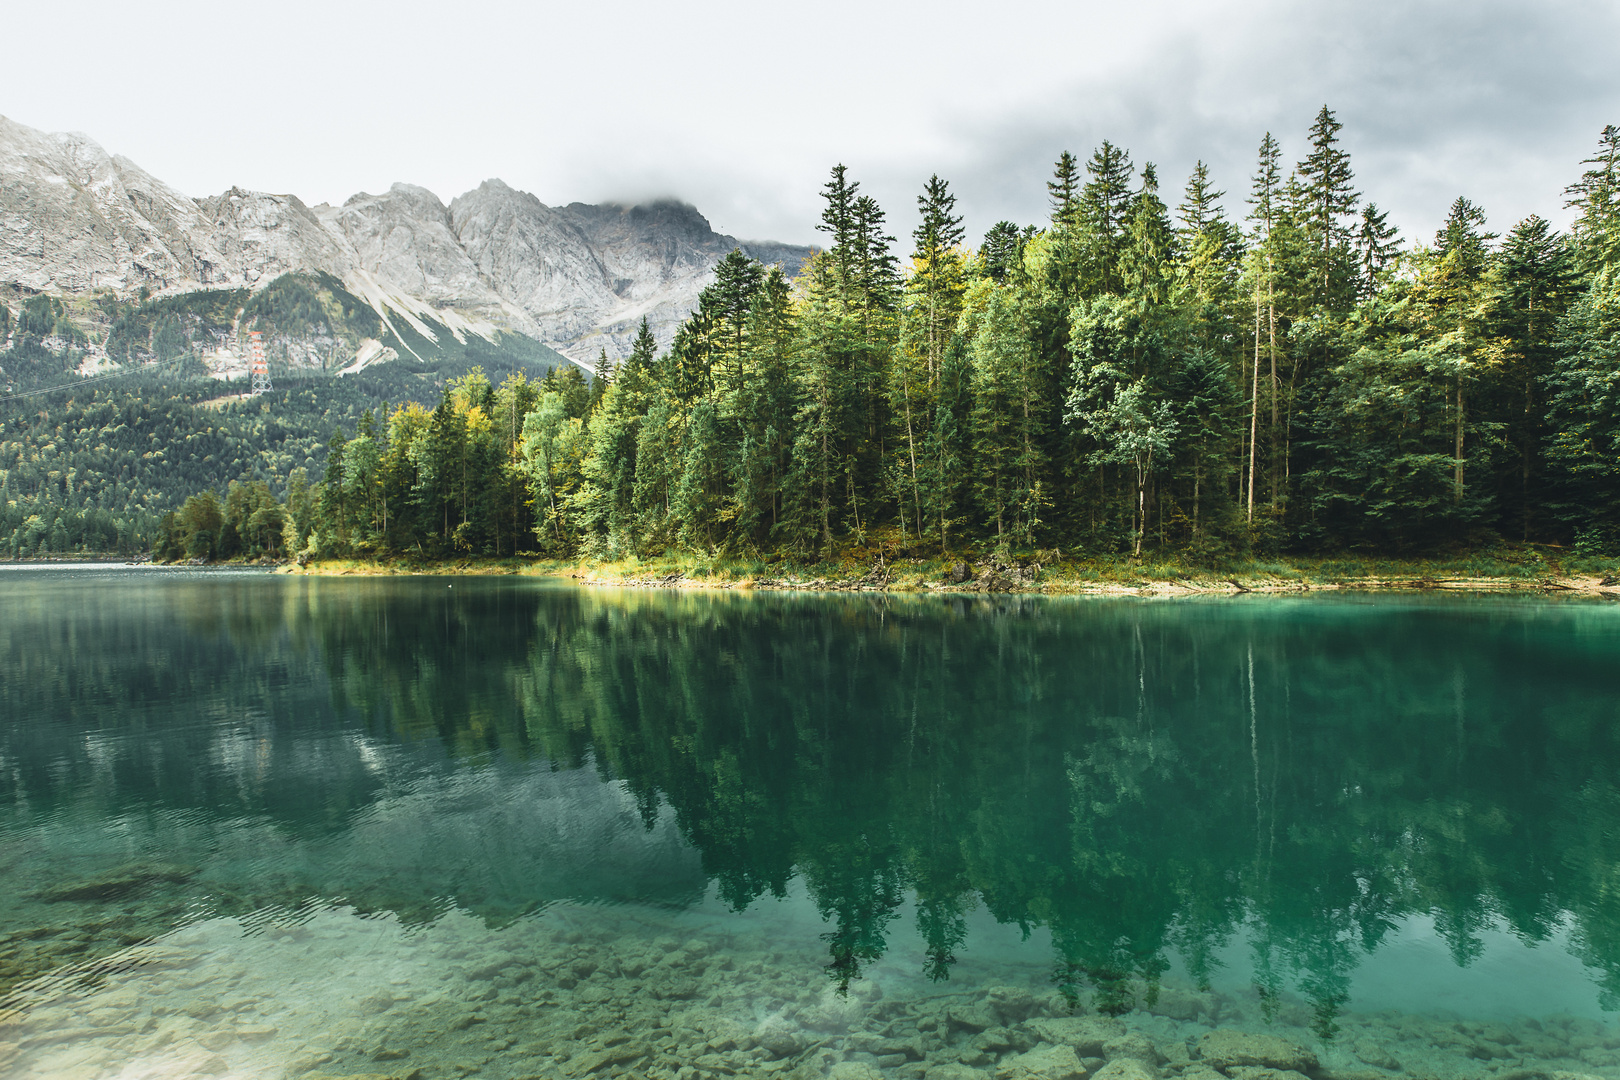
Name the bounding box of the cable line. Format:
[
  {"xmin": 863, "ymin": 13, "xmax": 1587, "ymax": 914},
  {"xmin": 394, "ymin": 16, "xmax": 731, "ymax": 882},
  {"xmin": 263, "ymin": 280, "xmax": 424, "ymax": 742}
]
[{"xmin": 0, "ymin": 355, "xmax": 196, "ymax": 402}]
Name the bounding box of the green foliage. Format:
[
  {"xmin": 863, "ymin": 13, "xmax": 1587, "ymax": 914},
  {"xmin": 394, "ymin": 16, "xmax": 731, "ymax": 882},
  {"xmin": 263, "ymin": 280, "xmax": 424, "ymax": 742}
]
[{"xmin": 26, "ymin": 115, "xmax": 1620, "ymax": 563}]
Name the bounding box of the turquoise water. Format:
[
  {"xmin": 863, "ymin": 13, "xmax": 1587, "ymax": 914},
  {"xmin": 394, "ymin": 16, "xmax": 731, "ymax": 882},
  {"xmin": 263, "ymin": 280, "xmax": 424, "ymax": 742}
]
[{"xmin": 2, "ymin": 567, "xmax": 1619, "ymax": 1079}]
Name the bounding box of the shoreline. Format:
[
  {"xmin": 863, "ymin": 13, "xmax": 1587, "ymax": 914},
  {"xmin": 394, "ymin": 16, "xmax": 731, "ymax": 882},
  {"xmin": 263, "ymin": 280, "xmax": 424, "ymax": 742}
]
[{"xmin": 272, "ymin": 554, "xmax": 1620, "ymax": 598}]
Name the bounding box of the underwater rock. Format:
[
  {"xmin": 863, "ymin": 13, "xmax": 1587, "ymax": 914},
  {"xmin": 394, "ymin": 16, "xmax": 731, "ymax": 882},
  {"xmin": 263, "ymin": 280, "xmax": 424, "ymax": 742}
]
[
  {"xmin": 755, "ymin": 1016, "xmax": 809, "ymax": 1057},
  {"xmin": 1351, "ymin": 1038, "xmax": 1401, "ymax": 1070},
  {"xmin": 1092, "ymin": 1058, "xmax": 1156, "ymax": 1080},
  {"xmin": 1147, "ymin": 988, "xmax": 1217, "ymax": 1023},
  {"xmin": 995, "ymin": 1042, "xmax": 1088, "ymax": 1080},
  {"xmin": 1196, "ymin": 1029, "xmax": 1319, "ymax": 1073},
  {"xmin": 1224, "ymin": 1067, "xmax": 1313, "ymax": 1080},
  {"xmin": 829, "ymin": 1062, "xmax": 887, "ymax": 1080},
  {"xmin": 985, "ymin": 986, "xmax": 1041, "ymax": 1026},
  {"xmin": 925, "ymin": 1063, "xmax": 989, "ymax": 1080},
  {"xmin": 1103, "ymin": 1032, "xmax": 1163, "ymax": 1065},
  {"xmin": 29, "ymin": 863, "xmax": 196, "ymax": 903},
  {"xmin": 1024, "ymin": 1016, "xmax": 1127, "ymax": 1057}
]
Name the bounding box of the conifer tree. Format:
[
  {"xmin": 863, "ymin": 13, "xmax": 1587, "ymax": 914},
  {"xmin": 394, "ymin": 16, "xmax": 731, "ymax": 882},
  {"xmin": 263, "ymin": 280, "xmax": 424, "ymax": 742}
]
[
  {"xmin": 1417, "ymin": 196, "xmax": 1497, "ymax": 504},
  {"xmin": 1174, "ymin": 161, "xmax": 1244, "ymax": 337},
  {"xmin": 1049, "ymin": 151, "xmax": 1081, "ymax": 227},
  {"xmin": 1544, "ymin": 265, "xmax": 1620, "ymax": 543},
  {"xmin": 1243, "ymin": 133, "xmax": 1283, "ymax": 522},
  {"xmin": 576, "ymin": 317, "xmax": 658, "ymax": 554},
  {"xmin": 1564, "ymin": 125, "xmax": 1620, "ymax": 274},
  {"xmin": 980, "ymin": 222, "xmax": 1025, "ymax": 283},
  {"xmin": 818, "ymin": 164, "xmax": 861, "ymax": 306},
  {"xmin": 965, "ymin": 282, "xmax": 1046, "ymax": 549},
  {"xmin": 1296, "ymin": 106, "xmax": 1360, "ymax": 307},
  {"xmin": 1491, "ymin": 215, "xmax": 1577, "ymax": 537},
  {"xmin": 1123, "ymin": 164, "xmax": 1176, "ymax": 305},
  {"xmin": 1080, "ymin": 141, "xmax": 1135, "ymax": 295},
  {"xmin": 730, "ymin": 268, "xmax": 798, "ymax": 545},
  {"xmin": 895, "ymin": 176, "xmax": 967, "ymax": 539},
  {"xmin": 1355, "ymin": 204, "xmax": 1401, "ymax": 296}
]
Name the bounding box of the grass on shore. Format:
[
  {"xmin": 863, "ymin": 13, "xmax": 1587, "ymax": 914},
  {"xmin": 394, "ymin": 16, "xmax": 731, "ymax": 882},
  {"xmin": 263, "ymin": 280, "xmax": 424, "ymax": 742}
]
[{"xmin": 286, "ymin": 540, "xmax": 1620, "ymax": 592}]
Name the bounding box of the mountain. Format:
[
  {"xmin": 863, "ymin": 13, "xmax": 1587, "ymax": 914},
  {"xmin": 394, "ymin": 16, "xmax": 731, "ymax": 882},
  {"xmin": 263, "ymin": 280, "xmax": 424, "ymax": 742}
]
[{"xmin": 0, "ymin": 115, "xmax": 811, "ymax": 367}]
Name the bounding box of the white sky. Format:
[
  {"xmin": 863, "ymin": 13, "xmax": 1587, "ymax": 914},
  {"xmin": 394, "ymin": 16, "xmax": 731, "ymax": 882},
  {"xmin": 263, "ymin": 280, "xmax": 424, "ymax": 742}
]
[{"xmin": 3, "ymin": 0, "xmax": 1616, "ymax": 251}]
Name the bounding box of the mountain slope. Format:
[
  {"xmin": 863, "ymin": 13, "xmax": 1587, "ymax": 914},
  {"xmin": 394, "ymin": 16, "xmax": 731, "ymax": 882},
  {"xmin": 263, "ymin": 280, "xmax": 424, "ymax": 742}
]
[{"xmin": 0, "ymin": 115, "xmax": 811, "ymax": 365}]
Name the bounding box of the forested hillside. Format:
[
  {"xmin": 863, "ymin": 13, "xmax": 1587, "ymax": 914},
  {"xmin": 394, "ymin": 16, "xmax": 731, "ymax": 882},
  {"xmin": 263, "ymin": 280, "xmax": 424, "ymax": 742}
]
[
  {"xmin": 0, "ymin": 273, "xmax": 568, "ymax": 556},
  {"xmin": 25, "ymin": 109, "xmax": 1620, "ymax": 565}
]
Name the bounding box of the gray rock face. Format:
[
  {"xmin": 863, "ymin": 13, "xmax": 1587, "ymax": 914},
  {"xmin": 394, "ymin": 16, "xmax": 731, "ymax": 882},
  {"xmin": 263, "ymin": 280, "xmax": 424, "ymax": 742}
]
[
  {"xmin": 0, "ymin": 115, "xmax": 227, "ymax": 293},
  {"xmin": 193, "ymin": 186, "xmax": 356, "ymax": 287},
  {"xmin": 0, "ymin": 115, "xmax": 810, "ymax": 363},
  {"xmin": 448, "ymin": 183, "xmax": 808, "ymax": 361}
]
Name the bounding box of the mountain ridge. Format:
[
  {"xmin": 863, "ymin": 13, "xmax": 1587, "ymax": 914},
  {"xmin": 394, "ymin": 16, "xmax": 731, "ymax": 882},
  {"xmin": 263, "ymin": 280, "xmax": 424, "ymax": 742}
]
[{"xmin": 0, "ymin": 115, "xmax": 810, "ymax": 367}]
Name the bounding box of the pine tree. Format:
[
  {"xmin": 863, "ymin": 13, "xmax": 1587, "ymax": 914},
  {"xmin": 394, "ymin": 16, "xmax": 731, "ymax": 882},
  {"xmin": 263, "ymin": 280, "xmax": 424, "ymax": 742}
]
[
  {"xmin": 1564, "ymin": 124, "xmax": 1620, "ymax": 275},
  {"xmin": 1080, "ymin": 141, "xmax": 1135, "ymax": 295},
  {"xmin": 1355, "ymin": 203, "xmax": 1401, "ymax": 296},
  {"xmin": 1049, "ymin": 151, "xmax": 1081, "ymax": 227},
  {"xmin": 731, "ymin": 268, "xmax": 799, "ymax": 545},
  {"xmin": 1491, "ymin": 215, "xmax": 1577, "ymax": 537},
  {"xmin": 1123, "ymin": 164, "xmax": 1176, "ymax": 305},
  {"xmin": 710, "ymin": 249, "xmax": 765, "ymax": 378},
  {"xmin": 980, "ymin": 222, "xmax": 1025, "ymax": 283},
  {"xmin": 817, "ymin": 164, "xmax": 861, "ymax": 307},
  {"xmin": 1243, "ymin": 133, "xmax": 1283, "ymax": 523},
  {"xmin": 895, "ymin": 176, "xmax": 967, "ymax": 539},
  {"xmin": 1296, "ymin": 106, "xmax": 1360, "ymax": 307},
  {"xmin": 1417, "ymin": 196, "xmax": 1497, "ymax": 505},
  {"xmin": 1174, "ymin": 161, "xmax": 1244, "ymax": 335},
  {"xmin": 910, "ymin": 176, "xmax": 966, "ymax": 376},
  {"xmin": 1544, "ymin": 266, "xmax": 1620, "ymax": 542},
  {"xmin": 966, "ymin": 282, "xmax": 1047, "ymax": 549}
]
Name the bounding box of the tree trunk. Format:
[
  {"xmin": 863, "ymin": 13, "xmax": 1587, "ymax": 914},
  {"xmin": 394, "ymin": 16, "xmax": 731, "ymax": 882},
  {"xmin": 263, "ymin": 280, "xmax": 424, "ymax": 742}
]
[
  {"xmin": 1454, "ymin": 373, "xmax": 1465, "ymax": 504},
  {"xmin": 1248, "ymin": 294, "xmax": 1261, "ymax": 523}
]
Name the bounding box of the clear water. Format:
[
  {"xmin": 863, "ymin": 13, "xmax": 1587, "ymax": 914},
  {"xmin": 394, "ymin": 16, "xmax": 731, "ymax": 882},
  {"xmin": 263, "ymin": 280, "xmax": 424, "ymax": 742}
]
[{"xmin": 2, "ymin": 567, "xmax": 1619, "ymax": 1080}]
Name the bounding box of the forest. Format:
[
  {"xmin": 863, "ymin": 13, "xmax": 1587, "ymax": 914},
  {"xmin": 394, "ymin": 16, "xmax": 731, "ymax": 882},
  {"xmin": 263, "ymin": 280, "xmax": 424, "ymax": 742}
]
[
  {"xmin": 34, "ymin": 110, "xmax": 1620, "ymax": 564},
  {"xmin": 0, "ymin": 273, "xmax": 566, "ymax": 558}
]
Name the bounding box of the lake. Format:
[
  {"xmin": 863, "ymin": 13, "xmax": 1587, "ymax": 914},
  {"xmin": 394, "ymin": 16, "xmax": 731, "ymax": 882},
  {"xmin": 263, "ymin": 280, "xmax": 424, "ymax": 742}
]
[{"xmin": 1, "ymin": 566, "xmax": 1618, "ymax": 1080}]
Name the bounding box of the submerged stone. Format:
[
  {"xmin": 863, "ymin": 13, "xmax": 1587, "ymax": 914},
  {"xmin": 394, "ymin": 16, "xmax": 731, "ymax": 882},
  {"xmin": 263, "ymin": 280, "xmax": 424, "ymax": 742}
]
[{"xmin": 1196, "ymin": 1029, "xmax": 1319, "ymax": 1073}]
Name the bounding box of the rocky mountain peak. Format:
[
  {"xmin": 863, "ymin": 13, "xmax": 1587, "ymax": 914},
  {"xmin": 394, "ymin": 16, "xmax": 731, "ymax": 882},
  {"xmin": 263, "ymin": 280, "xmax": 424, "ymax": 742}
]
[{"xmin": 0, "ymin": 115, "xmax": 810, "ymax": 363}]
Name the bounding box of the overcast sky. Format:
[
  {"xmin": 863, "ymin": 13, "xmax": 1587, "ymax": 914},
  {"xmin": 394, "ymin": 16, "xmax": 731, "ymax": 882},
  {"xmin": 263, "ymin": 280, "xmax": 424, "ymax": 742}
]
[{"xmin": 3, "ymin": 0, "xmax": 1616, "ymax": 251}]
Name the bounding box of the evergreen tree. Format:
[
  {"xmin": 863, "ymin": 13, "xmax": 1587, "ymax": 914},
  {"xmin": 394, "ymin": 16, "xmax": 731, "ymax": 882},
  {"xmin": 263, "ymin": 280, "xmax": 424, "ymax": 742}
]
[
  {"xmin": 1416, "ymin": 197, "xmax": 1497, "ymax": 504},
  {"xmin": 895, "ymin": 175, "xmax": 968, "ymax": 540},
  {"xmin": 1545, "ymin": 268, "xmax": 1620, "ymax": 544},
  {"xmin": 980, "ymin": 222, "xmax": 1026, "ymax": 284},
  {"xmin": 1564, "ymin": 124, "xmax": 1620, "ymax": 275},
  {"xmin": 729, "ymin": 268, "xmax": 799, "ymax": 546},
  {"xmin": 1174, "ymin": 161, "xmax": 1244, "ymax": 341},
  {"xmin": 965, "ymin": 281, "xmax": 1047, "ymax": 548},
  {"xmin": 1296, "ymin": 106, "xmax": 1360, "ymax": 308},
  {"xmin": 817, "ymin": 164, "xmax": 861, "ymax": 306},
  {"xmin": 1080, "ymin": 141, "xmax": 1136, "ymax": 295},
  {"xmin": 1123, "ymin": 164, "xmax": 1176, "ymax": 305},
  {"xmin": 1243, "ymin": 132, "xmax": 1284, "ymax": 523},
  {"xmin": 1049, "ymin": 151, "xmax": 1081, "ymax": 227},
  {"xmin": 1355, "ymin": 203, "xmax": 1401, "ymax": 296},
  {"xmin": 1490, "ymin": 216, "xmax": 1577, "ymax": 538}
]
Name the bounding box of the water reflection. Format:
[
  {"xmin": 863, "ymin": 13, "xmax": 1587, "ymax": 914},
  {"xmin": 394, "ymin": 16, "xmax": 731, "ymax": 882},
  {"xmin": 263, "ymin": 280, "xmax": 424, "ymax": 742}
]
[{"xmin": 3, "ymin": 571, "xmax": 1620, "ymax": 1032}]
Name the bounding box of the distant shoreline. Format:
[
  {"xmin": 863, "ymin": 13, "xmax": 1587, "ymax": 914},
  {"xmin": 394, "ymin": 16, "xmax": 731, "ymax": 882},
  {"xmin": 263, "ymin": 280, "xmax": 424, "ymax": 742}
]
[{"xmin": 265, "ymin": 553, "xmax": 1620, "ymax": 598}]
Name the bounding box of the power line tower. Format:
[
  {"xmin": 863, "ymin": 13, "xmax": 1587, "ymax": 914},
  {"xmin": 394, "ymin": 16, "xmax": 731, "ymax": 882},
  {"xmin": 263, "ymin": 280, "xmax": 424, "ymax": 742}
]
[{"xmin": 248, "ymin": 330, "xmax": 272, "ymax": 396}]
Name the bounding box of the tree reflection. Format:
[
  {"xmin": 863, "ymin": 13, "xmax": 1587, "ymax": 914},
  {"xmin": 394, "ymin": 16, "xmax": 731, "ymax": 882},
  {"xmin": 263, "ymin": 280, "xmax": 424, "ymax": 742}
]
[{"xmin": 6, "ymin": 579, "xmax": 1620, "ymax": 1025}]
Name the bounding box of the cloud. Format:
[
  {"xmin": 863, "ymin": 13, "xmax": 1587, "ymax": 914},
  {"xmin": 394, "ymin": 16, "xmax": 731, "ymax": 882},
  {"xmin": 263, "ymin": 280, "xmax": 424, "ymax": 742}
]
[{"xmin": 1, "ymin": 0, "xmax": 1614, "ymax": 250}]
